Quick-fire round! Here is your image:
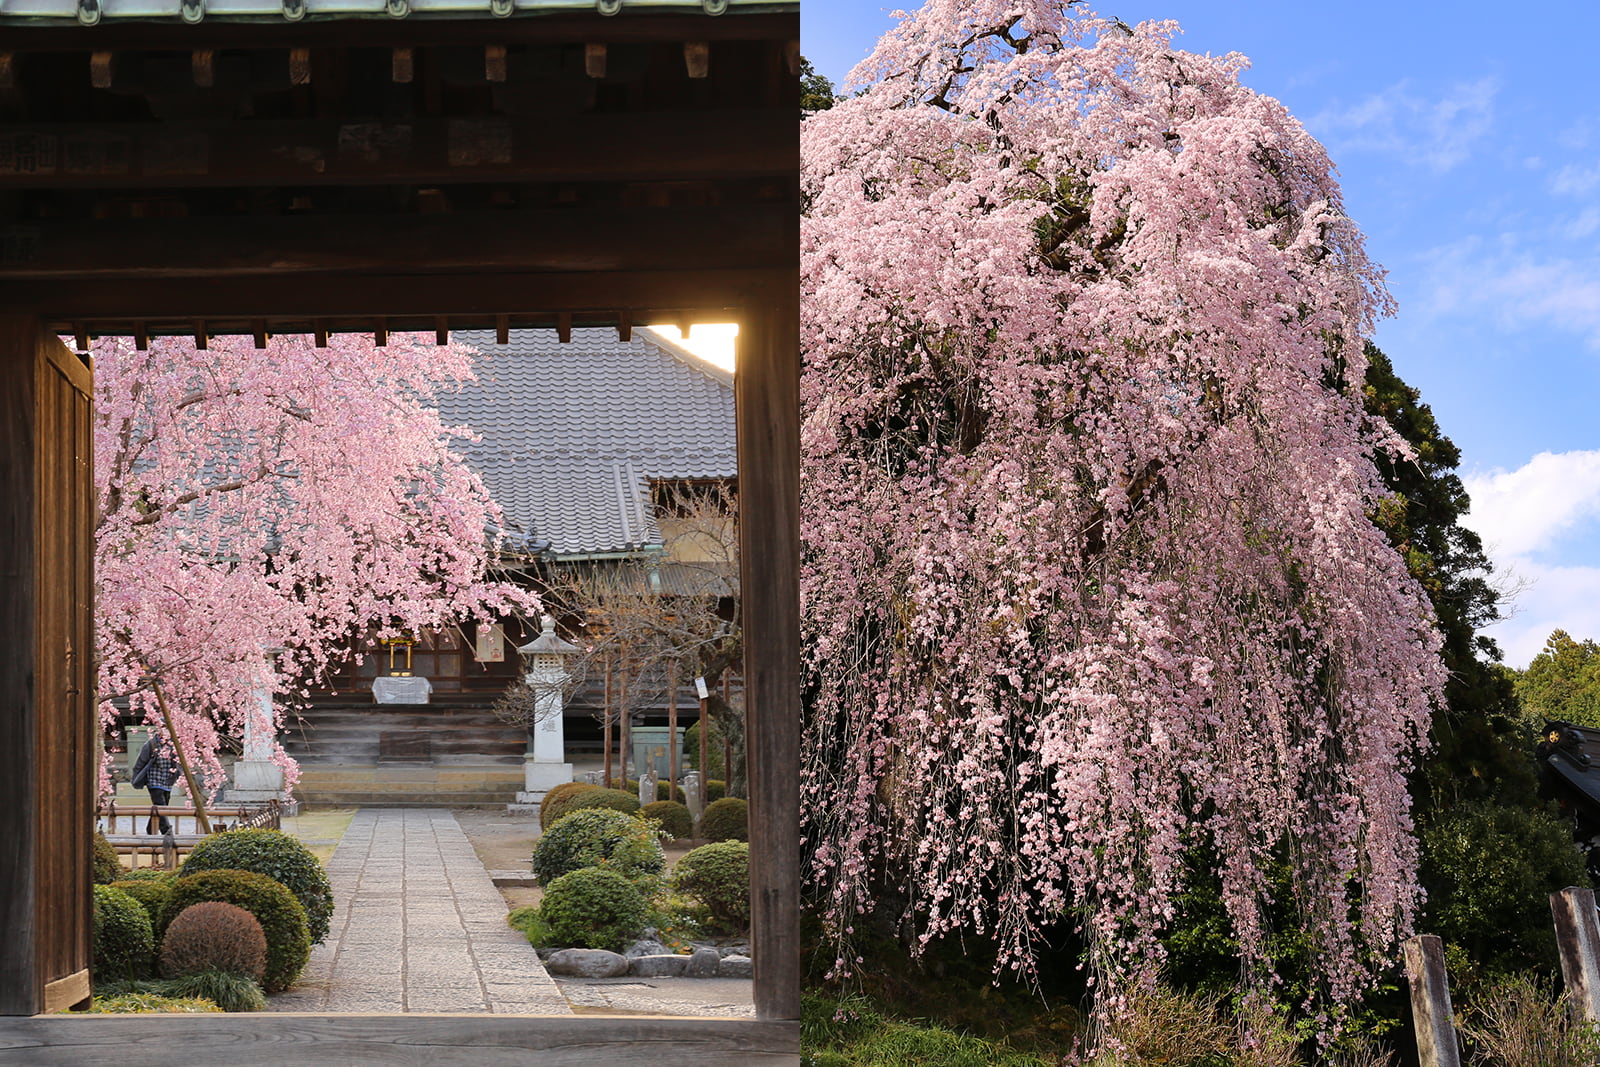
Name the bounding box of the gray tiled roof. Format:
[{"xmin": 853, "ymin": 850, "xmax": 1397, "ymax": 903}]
[{"xmin": 439, "ymin": 327, "xmax": 735, "ymax": 558}]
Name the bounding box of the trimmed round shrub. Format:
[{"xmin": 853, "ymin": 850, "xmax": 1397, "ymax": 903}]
[
  {"xmin": 164, "ymin": 968, "xmax": 267, "ymax": 1013},
  {"xmin": 532, "ymin": 808, "xmax": 664, "ymax": 887},
  {"xmin": 161, "ymin": 901, "xmax": 268, "ymax": 982},
  {"xmin": 641, "ymin": 800, "xmax": 693, "ymax": 840},
  {"xmin": 655, "ymin": 780, "xmax": 687, "ymax": 803},
  {"xmin": 562, "ymin": 787, "xmax": 642, "ymax": 819},
  {"xmin": 163, "ymin": 869, "xmax": 309, "ymax": 993},
  {"xmin": 93, "ymin": 884, "xmax": 154, "ymax": 982},
  {"xmin": 673, "ymin": 841, "xmax": 750, "ymax": 930},
  {"xmin": 93, "ymin": 831, "xmax": 121, "ymax": 885},
  {"xmin": 110, "ymin": 877, "xmax": 175, "ymax": 937},
  {"xmin": 706, "ymin": 779, "xmax": 727, "ymax": 803},
  {"xmin": 181, "ymin": 829, "xmax": 333, "ymax": 945},
  {"xmin": 698, "ymin": 797, "xmax": 747, "ymax": 842},
  {"xmin": 539, "ymin": 782, "xmax": 602, "ymax": 830},
  {"xmin": 539, "ymin": 867, "xmax": 650, "ymax": 952},
  {"xmin": 117, "ymin": 868, "xmax": 177, "ymax": 882}
]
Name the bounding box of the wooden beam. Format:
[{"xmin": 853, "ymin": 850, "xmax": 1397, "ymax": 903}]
[
  {"xmin": 289, "ymin": 48, "xmax": 311, "ymax": 86},
  {"xmin": 735, "ymin": 279, "xmax": 801, "ymax": 1022},
  {"xmin": 556, "ymin": 312, "xmax": 572, "ymax": 344},
  {"xmin": 251, "ymin": 320, "xmax": 267, "ymax": 349},
  {"xmin": 0, "ymin": 13, "xmax": 798, "ymax": 50},
  {"xmin": 434, "ymin": 317, "xmax": 449, "ymax": 346},
  {"xmin": 313, "ymin": 325, "xmax": 328, "ymax": 348},
  {"xmin": 0, "ymin": 111, "xmax": 796, "ymax": 189},
  {"xmin": 192, "ymin": 321, "xmax": 207, "ymax": 350},
  {"xmin": 495, "ymin": 313, "xmax": 508, "ymax": 346},
  {"xmin": 684, "ymin": 41, "xmax": 710, "ymax": 80},
  {"xmin": 391, "ymin": 47, "xmax": 413, "ymax": 84},
  {"xmin": 584, "ymin": 43, "xmax": 607, "ymax": 79},
  {"xmin": 0, "ymin": 1015, "xmax": 800, "ymax": 1061},
  {"xmin": 0, "ymin": 205, "xmax": 795, "ymax": 280},
  {"xmin": 374, "ymin": 322, "xmax": 387, "ymax": 348},
  {"xmin": 616, "ymin": 316, "xmax": 631, "ymax": 343}
]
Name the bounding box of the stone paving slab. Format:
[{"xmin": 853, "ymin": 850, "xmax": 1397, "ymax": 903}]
[{"xmin": 270, "ymin": 808, "xmax": 570, "ymax": 1015}]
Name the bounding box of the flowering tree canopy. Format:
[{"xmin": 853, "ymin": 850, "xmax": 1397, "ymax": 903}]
[
  {"xmin": 95, "ymin": 332, "xmax": 537, "ymax": 794},
  {"xmin": 800, "ymin": 1, "xmax": 1446, "ymax": 1014}
]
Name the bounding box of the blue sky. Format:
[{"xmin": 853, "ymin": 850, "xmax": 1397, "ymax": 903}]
[{"xmin": 802, "ymin": 1, "xmax": 1600, "ymax": 667}]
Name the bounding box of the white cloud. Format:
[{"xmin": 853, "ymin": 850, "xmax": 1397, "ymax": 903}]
[
  {"xmin": 1417, "ymin": 239, "xmax": 1600, "ymax": 348},
  {"xmin": 1462, "ymin": 451, "xmax": 1600, "ymax": 666},
  {"xmin": 1309, "ymin": 76, "xmax": 1498, "ymax": 174}
]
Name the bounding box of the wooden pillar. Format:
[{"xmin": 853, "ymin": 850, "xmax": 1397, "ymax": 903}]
[
  {"xmin": 1551, "ymin": 886, "xmax": 1600, "ymax": 1023},
  {"xmin": 736, "ymin": 280, "xmax": 800, "ymax": 1022},
  {"xmin": 668, "ymin": 660, "xmax": 679, "ymax": 802},
  {"xmin": 1403, "ymin": 934, "xmax": 1460, "ymax": 1067},
  {"xmin": 0, "ymin": 317, "xmax": 96, "ymax": 1016}
]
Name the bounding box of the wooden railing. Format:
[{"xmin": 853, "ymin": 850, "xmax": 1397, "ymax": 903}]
[{"xmin": 96, "ymin": 799, "xmax": 281, "ymax": 871}]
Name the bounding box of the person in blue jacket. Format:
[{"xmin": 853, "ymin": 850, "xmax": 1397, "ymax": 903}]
[{"xmin": 129, "ymin": 733, "xmax": 179, "ymax": 834}]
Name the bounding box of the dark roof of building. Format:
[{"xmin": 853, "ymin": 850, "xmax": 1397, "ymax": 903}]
[
  {"xmin": 3, "ymin": 0, "xmax": 792, "ymax": 26},
  {"xmin": 438, "ymin": 327, "xmax": 735, "ymax": 558}
]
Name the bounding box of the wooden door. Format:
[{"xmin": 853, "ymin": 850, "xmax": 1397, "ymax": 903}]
[{"xmin": 0, "ymin": 320, "xmax": 95, "ymax": 1016}]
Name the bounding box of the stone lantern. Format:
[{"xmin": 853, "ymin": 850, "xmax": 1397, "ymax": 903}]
[{"xmin": 515, "ymin": 615, "xmax": 578, "ymax": 803}]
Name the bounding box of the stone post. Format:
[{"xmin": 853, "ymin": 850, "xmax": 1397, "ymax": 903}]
[
  {"xmin": 1551, "ymin": 886, "xmax": 1600, "ymax": 1024},
  {"xmin": 640, "ymin": 766, "xmax": 657, "ymax": 808},
  {"xmin": 515, "ymin": 615, "xmax": 578, "ymax": 805},
  {"xmin": 683, "ymin": 771, "xmax": 704, "ymax": 823},
  {"xmin": 226, "ymin": 650, "xmax": 288, "ymax": 806}
]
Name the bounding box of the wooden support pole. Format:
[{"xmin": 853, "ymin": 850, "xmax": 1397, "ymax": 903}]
[
  {"xmin": 616, "ymin": 316, "xmax": 632, "ymax": 343},
  {"xmin": 374, "ymin": 322, "xmax": 388, "ymax": 348},
  {"xmin": 1403, "ymin": 935, "xmax": 1460, "ymax": 1067},
  {"xmin": 585, "ymin": 43, "xmax": 607, "ymax": 79},
  {"xmin": 192, "ymin": 321, "xmax": 207, "ymax": 350},
  {"xmin": 313, "ymin": 325, "xmax": 328, "ymax": 348},
  {"xmin": 1551, "ymin": 886, "xmax": 1600, "ymax": 1023},
  {"xmin": 684, "ymin": 42, "xmax": 710, "ymax": 80},
  {"xmin": 252, "ymin": 321, "xmax": 268, "ymax": 350},
  {"xmin": 737, "ymin": 284, "xmax": 800, "ymax": 1021},
  {"xmin": 699, "ymin": 693, "xmax": 710, "ymax": 785},
  {"xmin": 192, "ymin": 49, "xmax": 214, "ymax": 88},
  {"xmin": 149, "ymin": 680, "xmax": 212, "ymax": 836},
  {"xmin": 602, "ymin": 655, "xmax": 614, "ymax": 789},
  {"xmin": 90, "ymin": 51, "xmax": 113, "ymax": 89},
  {"xmin": 485, "ymin": 44, "xmax": 507, "ymax": 83},
  {"xmin": 667, "ymin": 660, "xmax": 679, "ymax": 803}
]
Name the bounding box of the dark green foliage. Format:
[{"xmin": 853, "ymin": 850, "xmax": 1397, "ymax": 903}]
[
  {"xmin": 698, "ymin": 797, "xmax": 747, "ymax": 842},
  {"xmin": 799, "ymin": 57, "xmax": 837, "ymax": 117},
  {"xmin": 110, "ymin": 877, "xmax": 174, "ymax": 937},
  {"xmin": 93, "ymin": 831, "xmax": 121, "ymax": 885},
  {"xmin": 801, "ymin": 992, "xmax": 1055, "ymax": 1067},
  {"xmin": 538, "ymin": 867, "xmax": 650, "ymax": 952},
  {"xmin": 706, "ymin": 779, "xmax": 726, "ymax": 803},
  {"xmin": 116, "ymin": 868, "xmax": 175, "ymax": 882},
  {"xmin": 82, "ymin": 992, "xmax": 223, "ymax": 1013},
  {"xmin": 181, "ymin": 829, "xmax": 333, "ymax": 945},
  {"xmin": 1418, "ymin": 800, "xmax": 1589, "ymax": 985},
  {"xmin": 1517, "ymin": 630, "xmax": 1600, "ymax": 729},
  {"xmin": 655, "ymin": 779, "xmax": 686, "ymax": 803},
  {"xmin": 641, "ymin": 800, "xmax": 693, "ymax": 840},
  {"xmin": 532, "ymin": 808, "xmax": 664, "ymax": 887},
  {"xmin": 160, "ymin": 901, "xmax": 267, "ymax": 982},
  {"xmin": 163, "ymin": 869, "xmax": 310, "ymax": 993},
  {"xmin": 161, "ymin": 968, "xmax": 267, "ymax": 1013},
  {"xmin": 93, "ymin": 884, "xmax": 154, "ymax": 982},
  {"xmin": 673, "ymin": 841, "xmax": 750, "ymax": 930},
  {"xmin": 539, "ymin": 782, "xmax": 601, "ymax": 830},
  {"xmin": 684, "ymin": 719, "xmax": 726, "ymax": 779}
]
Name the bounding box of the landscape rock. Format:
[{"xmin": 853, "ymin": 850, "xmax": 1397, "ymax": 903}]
[
  {"xmin": 623, "ymin": 938, "xmax": 671, "ymax": 958},
  {"xmin": 718, "ymin": 954, "xmax": 752, "ymax": 979},
  {"xmin": 544, "ymin": 948, "xmax": 629, "ymax": 978},
  {"xmin": 629, "ymin": 953, "xmax": 689, "ymax": 977},
  {"xmin": 687, "ymin": 946, "xmax": 722, "ymax": 978}
]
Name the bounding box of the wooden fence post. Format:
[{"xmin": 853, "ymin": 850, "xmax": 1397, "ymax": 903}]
[
  {"xmin": 1550, "ymin": 886, "xmax": 1600, "ymax": 1023},
  {"xmin": 1403, "ymin": 934, "xmax": 1461, "ymax": 1067}
]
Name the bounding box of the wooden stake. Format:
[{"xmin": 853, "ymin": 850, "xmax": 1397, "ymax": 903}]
[
  {"xmin": 149, "ymin": 679, "xmax": 213, "ymax": 835},
  {"xmin": 435, "ymin": 318, "xmax": 449, "ymax": 346},
  {"xmin": 496, "ymin": 313, "xmax": 509, "ymax": 346},
  {"xmin": 193, "ymin": 321, "xmax": 207, "ymax": 350},
  {"xmin": 557, "ymin": 312, "xmax": 572, "ymax": 344},
  {"xmin": 313, "ymin": 325, "xmax": 328, "ymax": 348},
  {"xmin": 1403, "ymin": 935, "xmax": 1460, "ymax": 1067},
  {"xmin": 618, "ymin": 662, "xmax": 630, "ymax": 785},
  {"xmin": 616, "ymin": 316, "xmax": 632, "ymax": 343},
  {"xmin": 251, "ymin": 320, "xmax": 268, "ymax": 350},
  {"xmin": 133, "ymin": 322, "xmax": 148, "ymax": 351},
  {"xmin": 374, "ymin": 322, "xmax": 388, "ymax": 348}
]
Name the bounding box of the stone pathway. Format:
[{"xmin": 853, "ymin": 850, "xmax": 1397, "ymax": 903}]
[{"xmin": 270, "ymin": 808, "xmax": 570, "ymax": 1014}]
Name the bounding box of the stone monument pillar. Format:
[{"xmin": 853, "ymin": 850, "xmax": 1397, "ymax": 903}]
[
  {"xmin": 226, "ymin": 650, "xmax": 289, "ymax": 806},
  {"xmin": 515, "ymin": 615, "xmax": 578, "ymax": 805}
]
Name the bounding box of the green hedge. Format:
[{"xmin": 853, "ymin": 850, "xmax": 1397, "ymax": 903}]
[
  {"xmin": 110, "ymin": 876, "xmax": 175, "ymax": 938},
  {"xmin": 181, "ymin": 829, "xmax": 333, "ymax": 945},
  {"xmin": 673, "ymin": 841, "xmax": 750, "ymax": 930},
  {"xmin": 93, "ymin": 884, "xmax": 154, "ymax": 982},
  {"xmin": 539, "ymin": 782, "xmax": 602, "ymax": 830},
  {"xmin": 539, "ymin": 867, "xmax": 650, "ymax": 953},
  {"xmin": 641, "ymin": 800, "xmax": 693, "ymax": 840},
  {"xmin": 698, "ymin": 797, "xmax": 748, "ymax": 842},
  {"xmin": 532, "ymin": 808, "xmax": 664, "ymax": 887}
]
